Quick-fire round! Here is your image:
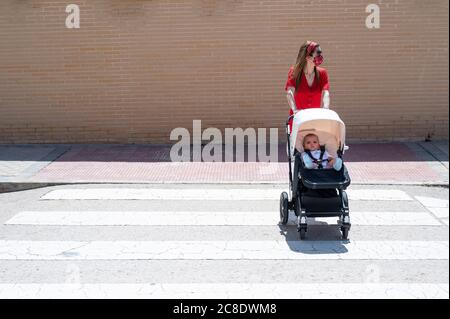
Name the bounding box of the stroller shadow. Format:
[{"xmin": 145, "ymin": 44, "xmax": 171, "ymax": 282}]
[{"xmin": 278, "ymin": 218, "xmax": 350, "ymax": 255}]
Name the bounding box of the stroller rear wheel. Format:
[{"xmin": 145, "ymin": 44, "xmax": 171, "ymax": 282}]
[{"xmin": 279, "ymin": 192, "xmax": 289, "ymax": 225}]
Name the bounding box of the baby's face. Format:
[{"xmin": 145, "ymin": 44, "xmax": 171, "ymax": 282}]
[{"xmin": 303, "ymin": 136, "xmax": 320, "ymax": 151}]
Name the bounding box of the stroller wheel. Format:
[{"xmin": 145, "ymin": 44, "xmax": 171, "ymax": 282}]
[
  {"xmin": 341, "ymin": 227, "xmax": 349, "ymax": 240},
  {"xmin": 279, "ymin": 192, "xmax": 289, "ymax": 225},
  {"xmin": 299, "ymin": 228, "xmax": 307, "ymax": 240}
]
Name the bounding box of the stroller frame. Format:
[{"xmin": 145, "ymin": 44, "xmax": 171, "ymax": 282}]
[{"xmin": 280, "ymin": 114, "xmax": 351, "ymax": 240}]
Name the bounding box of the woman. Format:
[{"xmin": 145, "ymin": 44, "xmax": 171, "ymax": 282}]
[{"xmin": 285, "ymin": 40, "xmax": 330, "ymax": 131}]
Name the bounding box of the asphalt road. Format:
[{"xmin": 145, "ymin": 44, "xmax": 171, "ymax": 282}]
[{"xmin": 0, "ymin": 183, "xmax": 448, "ymax": 298}]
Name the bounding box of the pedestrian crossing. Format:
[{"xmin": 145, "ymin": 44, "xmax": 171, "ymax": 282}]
[
  {"xmin": 5, "ymin": 211, "xmax": 442, "ymax": 226},
  {"xmin": 40, "ymin": 188, "xmax": 413, "ymax": 201},
  {"xmin": 0, "ymin": 240, "xmax": 447, "ymax": 260},
  {"xmin": 0, "ymin": 283, "xmax": 447, "ymax": 299},
  {"xmin": 415, "ymin": 196, "xmax": 449, "ymax": 225},
  {"xmin": 0, "ymin": 185, "xmax": 448, "ymax": 299}
]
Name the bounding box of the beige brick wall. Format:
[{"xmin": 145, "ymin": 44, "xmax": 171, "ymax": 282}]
[{"xmin": 0, "ymin": 0, "xmax": 448, "ymax": 144}]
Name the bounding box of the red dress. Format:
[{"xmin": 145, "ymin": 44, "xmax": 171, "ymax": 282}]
[{"xmin": 285, "ymin": 66, "xmax": 330, "ymax": 130}]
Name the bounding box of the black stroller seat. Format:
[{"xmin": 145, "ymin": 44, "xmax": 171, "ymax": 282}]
[{"xmin": 298, "ymin": 154, "xmax": 351, "ymax": 190}]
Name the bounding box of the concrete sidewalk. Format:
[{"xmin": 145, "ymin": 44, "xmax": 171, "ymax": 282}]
[{"xmin": 0, "ymin": 141, "xmax": 448, "ymax": 192}]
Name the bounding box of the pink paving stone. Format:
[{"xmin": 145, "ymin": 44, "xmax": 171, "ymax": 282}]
[
  {"xmin": 345, "ymin": 162, "xmax": 442, "ymax": 183},
  {"xmin": 29, "ymin": 143, "xmax": 448, "ymax": 184},
  {"xmin": 31, "ymin": 161, "xmax": 444, "ymax": 184},
  {"xmin": 32, "ymin": 162, "xmax": 285, "ymax": 183}
]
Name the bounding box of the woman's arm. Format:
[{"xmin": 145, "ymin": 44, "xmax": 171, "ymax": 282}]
[
  {"xmin": 319, "ymin": 68, "xmax": 330, "ymax": 109},
  {"xmin": 321, "ymin": 90, "xmax": 330, "ymax": 109},
  {"xmin": 286, "ymin": 86, "xmax": 298, "ymax": 113}
]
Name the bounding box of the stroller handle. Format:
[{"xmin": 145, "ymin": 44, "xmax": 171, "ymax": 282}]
[
  {"xmin": 285, "ymin": 114, "xmax": 295, "ymax": 187},
  {"xmin": 285, "ymin": 115, "xmax": 295, "ymax": 126},
  {"xmin": 285, "ymin": 114, "xmax": 295, "ymax": 135}
]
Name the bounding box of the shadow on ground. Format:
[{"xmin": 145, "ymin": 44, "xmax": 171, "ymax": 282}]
[{"xmin": 278, "ymin": 220, "xmax": 350, "ymax": 254}]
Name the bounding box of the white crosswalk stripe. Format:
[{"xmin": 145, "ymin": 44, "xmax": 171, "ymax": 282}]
[
  {"xmin": 40, "ymin": 188, "xmax": 413, "ymax": 201},
  {"xmin": 415, "ymin": 196, "xmax": 449, "ymax": 219},
  {"xmin": 415, "ymin": 196, "xmax": 449, "ymax": 209},
  {"xmin": 1, "ymin": 186, "xmax": 448, "ymax": 299},
  {"xmin": 0, "ymin": 240, "xmax": 448, "ymax": 260},
  {"xmin": 0, "ymin": 283, "xmax": 447, "ymax": 299},
  {"xmin": 5, "ymin": 211, "xmax": 442, "ymax": 226}
]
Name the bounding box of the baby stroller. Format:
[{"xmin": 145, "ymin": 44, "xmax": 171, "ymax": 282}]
[{"xmin": 279, "ymin": 108, "xmax": 351, "ymax": 240}]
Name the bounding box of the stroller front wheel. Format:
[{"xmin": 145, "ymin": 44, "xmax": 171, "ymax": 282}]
[
  {"xmin": 299, "ymin": 228, "xmax": 307, "ymax": 240},
  {"xmin": 279, "ymin": 192, "xmax": 289, "ymax": 225},
  {"xmin": 341, "ymin": 227, "xmax": 349, "ymax": 240}
]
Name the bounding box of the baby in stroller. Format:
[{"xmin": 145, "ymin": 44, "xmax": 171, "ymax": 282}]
[
  {"xmin": 279, "ymin": 108, "xmax": 351, "ymax": 239},
  {"xmin": 301, "ymin": 133, "xmax": 342, "ymax": 171}
]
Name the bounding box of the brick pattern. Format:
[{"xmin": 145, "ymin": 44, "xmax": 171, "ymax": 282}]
[{"xmin": 0, "ymin": 0, "xmax": 448, "ymax": 143}]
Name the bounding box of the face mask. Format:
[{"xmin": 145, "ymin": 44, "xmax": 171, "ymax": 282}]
[
  {"xmin": 313, "ymin": 55, "xmax": 324, "ymax": 66},
  {"xmin": 307, "ymin": 42, "xmax": 324, "ymax": 66}
]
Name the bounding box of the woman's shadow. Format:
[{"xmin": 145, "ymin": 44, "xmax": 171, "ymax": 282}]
[{"xmin": 278, "ymin": 215, "xmax": 350, "ymax": 255}]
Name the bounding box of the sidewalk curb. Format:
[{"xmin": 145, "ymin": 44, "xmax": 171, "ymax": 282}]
[
  {"xmin": 0, "ymin": 183, "xmax": 64, "ymax": 194},
  {"xmin": 1, "ymin": 180, "xmax": 448, "ymax": 193}
]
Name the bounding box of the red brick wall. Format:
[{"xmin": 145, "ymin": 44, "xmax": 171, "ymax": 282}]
[{"xmin": 0, "ymin": 0, "xmax": 448, "ymax": 143}]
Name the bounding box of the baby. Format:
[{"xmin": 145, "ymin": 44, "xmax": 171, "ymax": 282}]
[{"xmin": 301, "ymin": 133, "xmax": 342, "ymax": 171}]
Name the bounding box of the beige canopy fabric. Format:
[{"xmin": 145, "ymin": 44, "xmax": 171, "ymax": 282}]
[{"xmin": 290, "ymin": 109, "xmax": 346, "ymax": 157}]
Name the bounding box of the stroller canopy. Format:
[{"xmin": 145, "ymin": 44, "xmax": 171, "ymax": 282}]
[{"xmin": 290, "ymin": 108, "xmax": 346, "ymax": 157}]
